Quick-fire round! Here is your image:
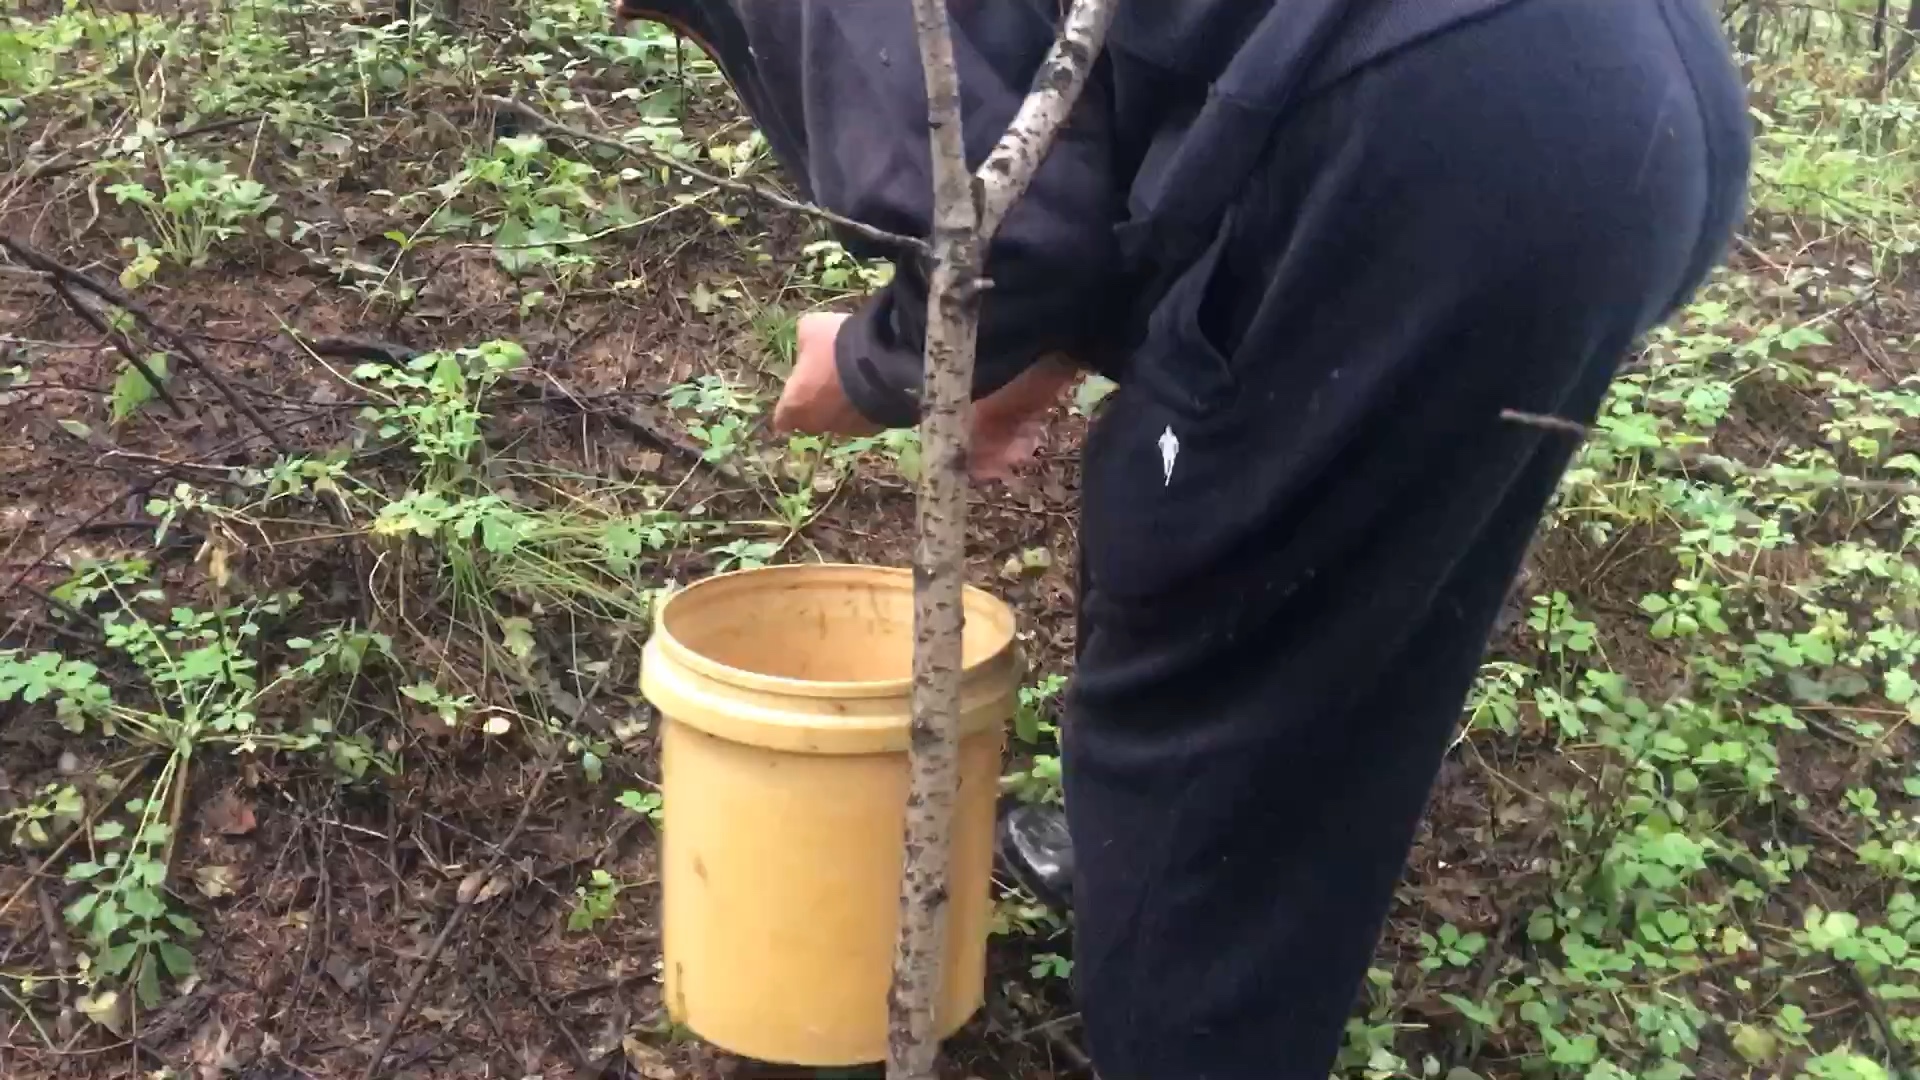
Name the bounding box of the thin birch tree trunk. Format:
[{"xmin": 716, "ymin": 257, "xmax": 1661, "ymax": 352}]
[
  {"xmin": 888, "ymin": 3, "xmax": 978, "ymax": 1073},
  {"xmin": 888, "ymin": 1, "xmax": 1117, "ymax": 1077}
]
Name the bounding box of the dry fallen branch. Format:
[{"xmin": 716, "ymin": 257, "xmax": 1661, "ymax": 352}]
[
  {"xmin": 1661, "ymin": 451, "xmax": 1920, "ymax": 498},
  {"xmin": 1499, "ymin": 409, "xmax": 1920, "ymax": 497},
  {"xmin": 0, "ymin": 234, "xmax": 291, "ymax": 456},
  {"xmin": 44, "ymin": 278, "xmax": 184, "ymax": 420},
  {"xmin": 12, "ymin": 113, "xmax": 267, "ymax": 185},
  {"xmin": 357, "ymin": 759, "xmax": 557, "ymax": 1080},
  {"xmin": 1500, "ymin": 408, "xmax": 1592, "ymax": 437},
  {"xmin": 481, "ymin": 95, "xmax": 930, "ymax": 258}
]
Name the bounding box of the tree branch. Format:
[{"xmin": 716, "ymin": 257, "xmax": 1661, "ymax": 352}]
[
  {"xmin": 973, "ymin": 0, "xmax": 1120, "ymax": 240},
  {"xmin": 480, "ymin": 95, "xmax": 929, "ymax": 258},
  {"xmin": 888, "ymin": 2, "xmax": 1118, "ymax": 1078}
]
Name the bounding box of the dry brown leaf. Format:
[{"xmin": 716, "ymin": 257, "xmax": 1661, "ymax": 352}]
[
  {"xmin": 200, "ymin": 791, "xmax": 257, "ymax": 837},
  {"xmin": 455, "ymin": 870, "xmax": 487, "ymax": 905},
  {"xmin": 623, "ymin": 449, "xmax": 665, "ymax": 477},
  {"xmin": 203, "ymin": 542, "xmax": 231, "ymax": 590},
  {"xmin": 76, "ymin": 991, "xmax": 127, "ymax": 1036},
  {"xmin": 474, "ymin": 873, "xmax": 512, "ymax": 904},
  {"xmin": 323, "ymin": 954, "xmax": 366, "ymax": 993},
  {"xmin": 194, "ymin": 865, "xmax": 239, "ymax": 898},
  {"xmin": 191, "ymin": 1016, "xmax": 240, "ymax": 1079},
  {"xmin": 621, "ymin": 1034, "xmax": 676, "ymax": 1079}
]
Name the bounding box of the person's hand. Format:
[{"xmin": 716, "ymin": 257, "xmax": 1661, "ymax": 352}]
[
  {"xmin": 774, "ymin": 312, "xmax": 1080, "ymax": 480},
  {"xmin": 968, "ymin": 355, "xmax": 1080, "ymax": 482},
  {"xmin": 772, "ymin": 312, "xmax": 882, "ymax": 437}
]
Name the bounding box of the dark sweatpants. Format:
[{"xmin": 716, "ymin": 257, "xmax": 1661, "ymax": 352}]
[{"xmin": 1061, "ymin": 1, "xmax": 1750, "ymax": 1077}]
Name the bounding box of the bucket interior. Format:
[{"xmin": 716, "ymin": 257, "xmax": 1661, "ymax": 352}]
[{"xmin": 657, "ymin": 565, "xmax": 1014, "ymax": 686}]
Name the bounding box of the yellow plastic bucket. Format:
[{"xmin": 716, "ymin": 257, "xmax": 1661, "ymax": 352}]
[{"xmin": 640, "ymin": 563, "xmax": 1018, "ymax": 1066}]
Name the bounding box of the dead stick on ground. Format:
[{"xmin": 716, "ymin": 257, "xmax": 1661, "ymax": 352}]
[
  {"xmin": 0, "ymin": 480, "xmax": 153, "ymax": 612},
  {"xmin": 0, "ymin": 234, "xmax": 292, "ymax": 456},
  {"xmin": 45, "ymin": 279, "xmax": 184, "ymax": 419},
  {"xmin": 1500, "ymin": 408, "xmax": 1592, "ymax": 437},
  {"xmin": 1499, "ymin": 408, "xmax": 1920, "ymax": 496},
  {"xmin": 0, "ymin": 791, "xmax": 77, "ymax": 1009},
  {"xmin": 482, "ymin": 95, "xmax": 928, "ymax": 257},
  {"xmin": 497, "ymin": 947, "xmax": 595, "ymax": 1071},
  {"xmin": 357, "ymin": 759, "xmax": 558, "ymax": 1080},
  {"xmin": 888, "ymin": 2, "xmax": 1117, "ymax": 1078},
  {"xmin": 0, "ymin": 761, "xmax": 148, "ymax": 926},
  {"xmin": 13, "ymin": 113, "xmax": 267, "ymax": 184}
]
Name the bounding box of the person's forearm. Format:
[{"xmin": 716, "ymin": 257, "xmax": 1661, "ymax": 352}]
[{"xmin": 976, "ymin": 354, "xmax": 1083, "ymax": 423}]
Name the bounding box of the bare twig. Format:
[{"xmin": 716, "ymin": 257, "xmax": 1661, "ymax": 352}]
[
  {"xmin": 481, "ymin": 95, "xmax": 929, "ymax": 257},
  {"xmin": 14, "ymin": 114, "xmax": 268, "ymax": 184},
  {"xmin": 1661, "ymin": 451, "xmax": 1920, "ymax": 497},
  {"xmin": 496, "ymin": 947, "xmax": 595, "ymax": 1071},
  {"xmin": 45, "ymin": 280, "xmax": 184, "ymax": 419},
  {"xmin": 356, "ymin": 759, "xmax": 558, "ymax": 1080},
  {"xmin": 888, "ymin": 2, "xmax": 1117, "ymax": 1078},
  {"xmin": 1500, "ymin": 408, "xmax": 1591, "ymax": 437},
  {"xmin": 0, "ymin": 761, "xmax": 149, "ymax": 927},
  {"xmin": 0, "ymin": 791, "xmax": 76, "ymax": 1011},
  {"xmin": 0, "ymin": 235, "xmax": 291, "ymax": 455}
]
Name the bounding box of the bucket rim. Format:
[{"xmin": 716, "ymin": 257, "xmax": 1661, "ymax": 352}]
[{"xmin": 649, "ymin": 562, "xmax": 1019, "ymax": 701}]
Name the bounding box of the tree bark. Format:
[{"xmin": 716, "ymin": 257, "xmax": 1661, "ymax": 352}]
[
  {"xmin": 887, "ymin": 2, "xmax": 1117, "ymax": 1078},
  {"xmin": 1889, "ymin": 0, "xmax": 1920, "ymax": 85},
  {"xmin": 974, "ymin": 0, "xmax": 1123, "ymax": 240},
  {"xmin": 887, "ymin": 3, "xmax": 978, "ymax": 1075},
  {"xmin": 1739, "ymin": 0, "xmax": 1768, "ymax": 57}
]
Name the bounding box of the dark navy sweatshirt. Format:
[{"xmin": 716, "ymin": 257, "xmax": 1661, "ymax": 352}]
[{"xmin": 615, "ymin": 0, "xmax": 1517, "ymax": 427}]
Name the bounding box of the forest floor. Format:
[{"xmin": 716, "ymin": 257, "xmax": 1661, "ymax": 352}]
[{"xmin": 2, "ymin": 5, "xmax": 1920, "ymax": 1080}]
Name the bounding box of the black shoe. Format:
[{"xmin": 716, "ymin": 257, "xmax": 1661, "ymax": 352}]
[{"xmin": 996, "ymin": 802, "xmax": 1075, "ymax": 912}]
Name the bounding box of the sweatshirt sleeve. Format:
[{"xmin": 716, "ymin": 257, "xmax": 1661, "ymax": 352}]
[{"xmin": 752, "ymin": 0, "xmax": 1123, "ymax": 428}]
